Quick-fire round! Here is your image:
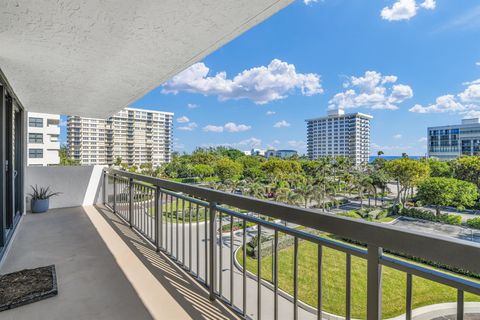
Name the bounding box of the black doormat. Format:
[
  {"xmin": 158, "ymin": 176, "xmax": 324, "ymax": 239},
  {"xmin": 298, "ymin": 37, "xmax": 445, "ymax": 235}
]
[{"xmin": 0, "ymin": 265, "xmax": 58, "ymax": 312}]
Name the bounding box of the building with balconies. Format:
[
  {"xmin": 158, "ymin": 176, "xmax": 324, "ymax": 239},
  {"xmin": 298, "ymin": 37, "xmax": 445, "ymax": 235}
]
[
  {"xmin": 306, "ymin": 109, "xmax": 372, "ymax": 165},
  {"xmin": 67, "ymin": 108, "xmax": 173, "ymax": 167},
  {"xmin": 27, "ymin": 112, "xmax": 60, "ymax": 166}
]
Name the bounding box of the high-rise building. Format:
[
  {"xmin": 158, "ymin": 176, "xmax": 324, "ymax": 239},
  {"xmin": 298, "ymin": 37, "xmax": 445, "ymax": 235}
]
[
  {"xmin": 427, "ymin": 118, "xmax": 480, "ymax": 160},
  {"xmin": 306, "ymin": 109, "xmax": 372, "ymax": 165},
  {"xmin": 27, "ymin": 112, "xmax": 60, "ymax": 166},
  {"xmin": 67, "ymin": 108, "xmax": 173, "ymax": 166}
]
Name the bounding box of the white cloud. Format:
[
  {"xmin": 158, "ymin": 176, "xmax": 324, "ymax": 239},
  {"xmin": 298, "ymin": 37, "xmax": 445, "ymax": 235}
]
[
  {"xmin": 177, "ymin": 122, "xmax": 198, "ymax": 131},
  {"xmin": 273, "ymin": 120, "xmax": 291, "ymax": 128},
  {"xmin": 329, "ymin": 71, "xmax": 413, "ymax": 110},
  {"xmin": 266, "ymin": 110, "xmax": 276, "ymax": 116},
  {"xmin": 237, "ymin": 137, "xmax": 262, "ymax": 148},
  {"xmin": 476, "ymin": 62, "xmax": 480, "ymax": 67},
  {"xmin": 393, "ymin": 134, "xmax": 402, "ymax": 139},
  {"xmin": 420, "ymin": 0, "xmax": 436, "ymax": 10},
  {"xmin": 459, "ymin": 81, "xmax": 480, "ymax": 104},
  {"xmin": 203, "ymin": 125, "xmax": 224, "ymax": 133},
  {"xmin": 303, "ymin": 0, "xmax": 318, "ymax": 5},
  {"xmin": 381, "ymin": 0, "xmax": 417, "ymax": 21},
  {"xmin": 203, "ymin": 122, "xmax": 251, "ymax": 133},
  {"xmin": 288, "ymin": 140, "xmax": 307, "ymax": 149},
  {"xmin": 381, "ymin": 0, "xmax": 435, "ymax": 21},
  {"xmin": 272, "ymin": 139, "xmax": 280, "ymax": 145},
  {"xmin": 463, "ymin": 110, "xmax": 480, "ymax": 119},
  {"xmin": 409, "ymin": 95, "xmax": 465, "ymax": 113},
  {"xmin": 418, "ymin": 137, "xmax": 428, "ymax": 142},
  {"xmin": 162, "ymin": 59, "xmax": 323, "ymax": 104},
  {"xmin": 177, "ymin": 116, "xmax": 190, "ymax": 123},
  {"xmin": 224, "ymin": 122, "xmax": 251, "ymax": 132},
  {"xmin": 187, "ymin": 103, "xmax": 199, "ymax": 109}
]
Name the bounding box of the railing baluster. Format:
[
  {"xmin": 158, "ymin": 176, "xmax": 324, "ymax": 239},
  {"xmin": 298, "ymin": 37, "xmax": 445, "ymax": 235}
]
[
  {"xmin": 128, "ymin": 179, "xmax": 133, "ymax": 227},
  {"xmin": 274, "ymin": 230, "xmax": 279, "ymax": 320},
  {"xmin": 243, "ymin": 219, "xmax": 247, "ymax": 316},
  {"xmin": 230, "ymin": 215, "xmax": 234, "ymax": 306},
  {"xmin": 170, "ymin": 196, "xmax": 173, "ymax": 255},
  {"xmin": 219, "ymin": 211, "xmax": 223, "ymax": 297},
  {"xmin": 294, "ymin": 237, "xmax": 299, "ymax": 320},
  {"xmin": 113, "ymin": 174, "xmax": 117, "ymax": 213},
  {"xmin": 318, "ymin": 244, "xmax": 323, "ymax": 320},
  {"xmin": 166, "ymin": 194, "xmax": 169, "ymax": 253},
  {"xmin": 189, "ymin": 201, "xmax": 192, "ymax": 271},
  {"xmin": 406, "ymin": 273, "xmax": 412, "ymax": 320},
  {"xmin": 196, "ymin": 203, "xmax": 200, "ymax": 277},
  {"xmin": 103, "ymin": 171, "xmax": 106, "ymax": 205},
  {"xmin": 457, "ymin": 290, "xmax": 464, "ymax": 320},
  {"xmin": 156, "ymin": 187, "xmax": 161, "ymax": 251},
  {"xmin": 182, "ymin": 198, "xmax": 185, "ymax": 265},
  {"xmin": 257, "ymin": 224, "xmax": 262, "ymax": 320},
  {"xmin": 367, "ymin": 245, "xmax": 383, "ymax": 320},
  {"xmin": 346, "ymin": 253, "xmax": 351, "ymax": 320},
  {"xmin": 209, "ymin": 202, "xmax": 217, "ymax": 301},
  {"xmin": 176, "ymin": 197, "xmax": 179, "ymax": 260},
  {"xmin": 205, "ymin": 204, "xmax": 208, "ymax": 285}
]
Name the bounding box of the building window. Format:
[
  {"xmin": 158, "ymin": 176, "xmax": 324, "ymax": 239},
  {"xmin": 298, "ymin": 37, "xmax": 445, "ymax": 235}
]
[
  {"xmin": 29, "ymin": 133, "xmax": 43, "ymax": 143},
  {"xmin": 29, "ymin": 148, "xmax": 43, "ymax": 158},
  {"xmin": 29, "ymin": 117, "xmax": 43, "ymax": 127}
]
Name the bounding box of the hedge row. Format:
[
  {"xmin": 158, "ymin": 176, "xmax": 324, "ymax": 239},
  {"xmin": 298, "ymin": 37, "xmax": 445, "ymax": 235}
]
[
  {"xmin": 399, "ymin": 207, "xmax": 462, "ymax": 225},
  {"xmin": 467, "ymin": 217, "xmax": 480, "ymax": 229}
]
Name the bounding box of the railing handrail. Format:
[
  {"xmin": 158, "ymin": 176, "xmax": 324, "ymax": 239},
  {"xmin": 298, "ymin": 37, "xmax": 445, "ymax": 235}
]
[{"xmin": 104, "ymin": 168, "xmax": 480, "ymax": 274}]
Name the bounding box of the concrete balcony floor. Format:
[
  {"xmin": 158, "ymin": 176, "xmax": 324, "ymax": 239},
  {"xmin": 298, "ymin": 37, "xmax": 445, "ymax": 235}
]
[{"xmin": 0, "ymin": 206, "xmax": 238, "ymax": 320}]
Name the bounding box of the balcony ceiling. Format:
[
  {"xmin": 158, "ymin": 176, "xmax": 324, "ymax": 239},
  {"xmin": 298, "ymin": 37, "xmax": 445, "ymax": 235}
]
[{"xmin": 0, "ymin": 0, "xmax": 292, "ymax": 118}]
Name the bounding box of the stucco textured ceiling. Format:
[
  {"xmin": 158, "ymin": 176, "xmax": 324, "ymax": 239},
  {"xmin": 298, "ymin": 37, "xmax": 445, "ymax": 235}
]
[{"xmin": 0, "ymin": 0, "xmax": 292, "ymax": 118}]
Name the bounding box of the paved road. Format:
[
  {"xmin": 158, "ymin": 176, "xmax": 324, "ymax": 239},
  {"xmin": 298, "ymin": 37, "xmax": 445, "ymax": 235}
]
[{"xmin": 391, "ymin": 217, "xmax": 480, "ymax": 243}]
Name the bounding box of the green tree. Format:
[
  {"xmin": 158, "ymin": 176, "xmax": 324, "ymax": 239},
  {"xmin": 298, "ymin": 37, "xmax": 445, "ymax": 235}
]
[
  {"xmin": 214, "ymin": 158, "xmax": 242, "ymax": 182},
  {"xmin": 114, "ymin": 157, "xmax": 122, "ymax": 166},
  {"xmin": 452, "ymin": 156, "xmax": 480, "ymax": 188},
  {"xmin": 140, "ymin": 162, "xmax": 154, "ymax": 176},
  {"xmin": 417, "ymin": 177, "xmax": 479, "ymax": 215},
  {"xmin": 192, "ymin": 164, "xmax": 214, "ymax": 180},
  {"xmin": 59, "ymin": 146, "xmax": 80, "ymax": 166},
  {"xmin": 426, "ymin": 158, "xmax": 452, "ymax": 178},
  {"xmin": 384, "ymin": 158, "xmax": 430, "ymax": 205},
  {"xmin": 295, "ymin": 182, "xmax": 316, "ymax": 208}
]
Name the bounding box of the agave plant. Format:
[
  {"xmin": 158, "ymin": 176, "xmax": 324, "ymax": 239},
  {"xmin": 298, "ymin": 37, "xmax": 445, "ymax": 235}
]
[{"xmin": 28, "ymin": 185, "xmax": 61, "ymax": 200}]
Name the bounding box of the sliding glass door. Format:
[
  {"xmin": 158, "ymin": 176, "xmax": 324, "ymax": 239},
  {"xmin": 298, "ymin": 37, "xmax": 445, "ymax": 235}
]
[{"xmin": 0, "ymin": 81, "xmax": 24, "ymax": 256}]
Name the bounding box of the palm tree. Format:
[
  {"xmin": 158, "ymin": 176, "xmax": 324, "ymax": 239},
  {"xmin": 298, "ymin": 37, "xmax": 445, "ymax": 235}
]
[
  {"xmin": 295, "ymin": 182, "xmax": 316, "ymax": 208},
  {"xmin": 248, "ymin": 182, "xmax": 265, "ymax": 199}
]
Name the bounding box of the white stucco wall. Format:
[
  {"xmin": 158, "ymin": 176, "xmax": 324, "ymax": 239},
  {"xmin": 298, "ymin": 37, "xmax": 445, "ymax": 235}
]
[{"xmin": 26, "ymin": 165, "xmax": 105, "ymax": 210}]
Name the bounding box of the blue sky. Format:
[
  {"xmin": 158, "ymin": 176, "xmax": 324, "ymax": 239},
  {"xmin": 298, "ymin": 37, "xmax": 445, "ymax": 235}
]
[{"xmin": 61, "ymin": 0, "xmax": 480, "ymax": 156}]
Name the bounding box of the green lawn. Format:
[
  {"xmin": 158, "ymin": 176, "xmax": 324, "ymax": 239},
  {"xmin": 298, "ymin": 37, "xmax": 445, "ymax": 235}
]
[{"xmin": 237, "ymin": 239, "xmax": 480, "ymax": 319}]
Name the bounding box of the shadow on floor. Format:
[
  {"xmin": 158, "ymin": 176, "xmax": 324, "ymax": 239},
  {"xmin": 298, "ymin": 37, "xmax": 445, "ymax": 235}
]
[{"xmin": 94, "ymin": 205, "xmax": 238, "ymax": 320}]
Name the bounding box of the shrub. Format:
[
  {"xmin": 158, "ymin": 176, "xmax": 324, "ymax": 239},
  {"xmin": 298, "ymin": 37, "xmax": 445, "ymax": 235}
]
[
  {"xmin": 400, "ymin": 207, "xmax": 462, "ymax": 225},
  {"xmin": 467, "ymin": 217, "xmax": 480, "ymax": 229},
  {"xmin": 337, "ymin": 210, "xmax": 362, "ymax": 219}
]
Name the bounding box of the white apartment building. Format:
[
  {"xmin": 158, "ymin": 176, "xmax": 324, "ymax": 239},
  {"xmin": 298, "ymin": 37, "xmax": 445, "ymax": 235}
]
[
  {"xmin": 67, "ymin": 108, "xmax": 173, "ymax": 166},
  {"xmin": 306, "ymin": 109, "xmax": 372, "ymax": 165},
  {"xmin": 27, "ymin": 112, "xmax": 60, "ymax": 166},
  {"xmin": 428, "ymin": 118, "xmax": 480, "ymax": 160}
]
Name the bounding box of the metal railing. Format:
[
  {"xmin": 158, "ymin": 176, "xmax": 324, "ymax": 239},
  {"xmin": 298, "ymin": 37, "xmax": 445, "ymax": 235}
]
[{"xmin": 103, "ymin": 168, "xmax": 480, "ymax": 320}]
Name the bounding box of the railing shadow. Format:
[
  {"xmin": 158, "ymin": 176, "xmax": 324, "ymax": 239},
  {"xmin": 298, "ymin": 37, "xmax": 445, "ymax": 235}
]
[{"xmin": 94, "ymin": 205, "xmax": 239, "ymax": 320}]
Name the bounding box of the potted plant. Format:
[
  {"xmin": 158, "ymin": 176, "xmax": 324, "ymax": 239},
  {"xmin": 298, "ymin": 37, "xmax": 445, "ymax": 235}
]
[{"xmin": 29, "ymin": 185, "xmax": 61, "ymax": 213}]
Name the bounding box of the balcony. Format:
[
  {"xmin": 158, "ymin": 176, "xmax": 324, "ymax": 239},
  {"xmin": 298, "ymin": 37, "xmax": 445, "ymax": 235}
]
[
  {"xmin": 0, "ymin": 205, "xmax": 236, "ymax": 320},
  {"xmin": 3, "ymin": 166, "xmax": 479, "ymax": 319}
]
